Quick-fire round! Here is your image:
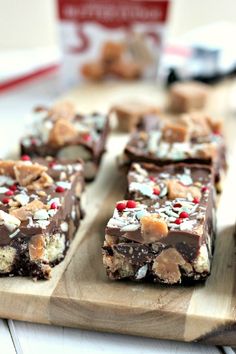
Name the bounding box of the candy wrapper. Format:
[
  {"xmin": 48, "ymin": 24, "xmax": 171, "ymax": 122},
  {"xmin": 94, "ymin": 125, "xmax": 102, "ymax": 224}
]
[{"xmin": 57, "ymin": 0, "xmax": 169, "ymax": 87}]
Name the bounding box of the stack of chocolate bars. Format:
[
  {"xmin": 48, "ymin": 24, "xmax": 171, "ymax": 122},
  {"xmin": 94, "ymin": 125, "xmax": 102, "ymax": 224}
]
[
  {"xmin": 0, "ymin": 102, "xmax": 109, "ymax": 280},
  {"xmin": 103, "ymin": 111, "xmax": 226, "ymax": 285}
]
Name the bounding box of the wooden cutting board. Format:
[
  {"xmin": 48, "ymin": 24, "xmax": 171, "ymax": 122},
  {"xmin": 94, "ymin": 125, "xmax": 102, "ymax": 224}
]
[{"xmin": 0, "ymin": 81, "xmax": 236, "ymax": 346}]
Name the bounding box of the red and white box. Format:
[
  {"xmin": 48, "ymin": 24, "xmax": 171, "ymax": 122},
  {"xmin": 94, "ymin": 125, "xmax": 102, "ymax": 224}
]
[{"xmin": 57, "ymin": 0, "xmax": 170, "ymax": 86}]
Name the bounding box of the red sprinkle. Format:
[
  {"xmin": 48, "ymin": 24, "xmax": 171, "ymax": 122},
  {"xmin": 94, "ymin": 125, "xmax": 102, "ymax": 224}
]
[
  {"xmin": 82, "ymin": 133, "xmax": 92, "ymax": 142},
  {"xmin": 153, "ymin": 187, "xmax": 160, "ymax": 195},
  {"xmin": 193, "ymin": 197, "xmax": 200, "ymax": 204},
  {"xmin": 49, "ymin": 161, "xmax": 56, "ymax": 168},
  {"xmin": 175, "ymin": 218, "xmax": 182, "ymax": 225},
  {"xmin": 179, "ymin": 211, "xmax": 189, "ymax": 219},
  {"xmin": 21, "ymin": 155, "xmax": 30, "ymax": 161},
  {"xmin": 9, "ymin": 184, "xmax": 17, "ymax": 191},
  {"xmin": 116, "ymin": 202, "xmax": 127, "ymax": 212},
  {"xmin": 2, "ymin": 198, "xmax": 10, "ymax": 204},
  {"xmin": 201, "ymin": 186, "xmax": 209, "ymax": 193},
  {"xmin": 50, "ymin": 202, "xmax": 58, "ymax": 209},
  {"xmin": 126, "ymin": 200, "xmax": 136, "ymax": 208},
  {"xmin": 55, "ymin": 186, "xmax": 65, "ymax": 193},
  {"xmin": 213, "ymin": 129, "xmax": 221, "ymax": 136},
  {"xmin": 173, "ymin": 203, "xmax": 182, "ymax": 208},
  {"xmin": 5, "ymin": 190, "xmax": 14, "ymax": 196},
  {"xmin": 149, "ymin": 176, "xmax": 155, "ymax": 182}
]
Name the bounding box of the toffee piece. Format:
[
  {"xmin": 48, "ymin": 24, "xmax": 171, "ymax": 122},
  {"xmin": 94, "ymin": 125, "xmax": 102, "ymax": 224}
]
[{"xmin": 169, "ymin": 81, "xmax": 209, "ymax": 113}]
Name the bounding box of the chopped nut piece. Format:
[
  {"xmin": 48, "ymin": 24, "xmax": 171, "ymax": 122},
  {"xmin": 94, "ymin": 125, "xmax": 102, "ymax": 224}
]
[
  {"xmin": 49, "ymin": 101, "xmax": 76, "ymax": 121},
  {"xmin": 0, "ymin": 160, "xmax": 16, "ymax": 177},
  {"xmin": 0, "ymin": 246, "xmax": 16, "ymax": 273},
  {"xmin": 105, "ymin": 234, "xmax": 118, "ymax": 247},
  {"xmin": 206, "ymin": 116, "xmax": 223, "ymax": 134},
  {"xmin": 152, "ymin": 248, "xmax": 193, "ymax": 284},
  {"xmin": 48, "ymin": 118, "xmax": 78, "ymax": 147},
  {"xmin": 0, "ymin": 210, "xmax": 21, "ymax": 231},
  {"xmin": 168, "ymin": 179, "xmax": 201, "ymax": 200},
  {"xmin": 10, "ymin": 200, "xmax": 47, "ymax": 221},
  {"xmin": 162, "ymin": 121, "xmax": 189, "ymax": 143},
  {"xmin": 140, "ymin": 214, "xmax": 168, "ymax": 242},
  {"xmin": 27, "ymin": 172, "xmax": 53, "ymax": 190},
  {"xmin": 36, "ymin": 190, "xmax": 47, "ymax": 197},
  {"xmin": 29, "ymin": 234, "xmax": 45, "ymax": 261},
  {"xmin": 180, "ymin": 113, "xmax": 211, "ymax": 138},
  {"xmin": 103, "ymin": 251, "xmax": 134, "ymax": 278},
  {"xmin": 14, "ymin": 162, "xmax": 47, "ymax": 187},
  {"xmin": 195, "ymin": 143, "xmax": 218, "ymax": 160}
]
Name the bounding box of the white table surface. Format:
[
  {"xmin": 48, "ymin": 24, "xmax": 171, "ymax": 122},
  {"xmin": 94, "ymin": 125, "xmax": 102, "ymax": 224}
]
[{"xmin": 0, "ymin": 72, "xmax": 235, "ymax": 354}]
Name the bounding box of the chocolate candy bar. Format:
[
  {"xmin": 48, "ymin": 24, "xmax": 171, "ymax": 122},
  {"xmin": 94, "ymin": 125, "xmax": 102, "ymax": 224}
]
[
  {"xmin": 103, "ymin": 163, "xmax": 215, "ymax": 284},
  {"xmin": 20, "ymin": 102, "xmax": 109, "ymax": 181},
  {"xmin": 0, "ymin": 157, "xmax": 84, "ymax": 280},
  {"xmin": 169, "ymin": 81, "xmax": 209, "ymax": 113},
  {"xmin": 110, "ymin": 101, "xmax": 160, "ymax": 132},
  {"xmin": 123, "ymin": 112, "xmax": 226, "ymax": 191}
]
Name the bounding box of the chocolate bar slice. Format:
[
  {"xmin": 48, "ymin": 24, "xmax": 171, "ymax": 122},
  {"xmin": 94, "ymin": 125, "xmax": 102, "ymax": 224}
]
[
  {"xmin": 110, "ymin": 101, "xmax": 160, "ymax": 132},
  {"xmin": 123, "ymin": 112, "xmax": 226, "ymax": 191},
  {"xmin": 169, "ymin": 81, "xmax": 209, "ymax": 113},
  {"xmin": 0, "ymin": 157, "xmax": 84, "ymax": 280},
  {"xmin": 20, "ymin": 102, "xmax": 109, "ymax": 181},
  {"xmin": 103, "ymin": 163, "xmax": 215, "ymax": 284}
]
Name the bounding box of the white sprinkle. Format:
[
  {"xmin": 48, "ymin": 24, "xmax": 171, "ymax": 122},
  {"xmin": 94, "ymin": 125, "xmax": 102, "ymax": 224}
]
[
  {"xmin": 135, "ymin": 264, "xmax": 148, "ymax": 280},
  {"xmin": 60, "ymin": 222, "xmax": 68, "ymax": 232},
  {"xmin": 35, "ymin": 220, "xmax": 50, "ymax": 229},
  {"xmin": 0, "ymin": 210, "xmax": 21, "ymax": 231},
  {"xmin": 60, "ymin": 171, "xmax": 67, "ymax": 180},
  {"xmin": 56, "ymin": 181, "xmax": 71, "ymax": 189},
  {"xmin": 47, "ymin": 197, "xmax": 61, "ymax": 207},
  {"xmin": 0, "ymin": 176, "xmax": 14, "ymax": 186},
  {"xmin": 121, "ymin": 224, "xmax": 140, "ymax": 232},
  {"xmin": 33, "ymin": 209, "xmax": 49, "ymax": 220},
  {"xmin": 14, "ymin": 194, "xmax": 30, "ymax": 206},
  {"xmin": 0, "ymin": 187, "xmax": 9, "ymax": 194},
  {"xmin": 48, "ymin": 209, "xmax": 57, "ymax": 217},
  {"xmin": 9, "ymin": 228, "xmax": 20, "ymax": 238}
]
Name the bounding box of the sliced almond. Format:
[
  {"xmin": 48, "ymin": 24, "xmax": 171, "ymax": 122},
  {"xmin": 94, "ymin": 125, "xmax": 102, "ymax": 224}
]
[{"xmin": 140, "ymin": 214, "xmax": 168, "ymax": 242}]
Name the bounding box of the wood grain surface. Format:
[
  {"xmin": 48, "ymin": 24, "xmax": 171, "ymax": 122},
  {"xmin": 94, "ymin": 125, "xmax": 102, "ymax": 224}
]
[{"xmin": 0, "ymin": 81, "xmax": 235, "ymax": 346}]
